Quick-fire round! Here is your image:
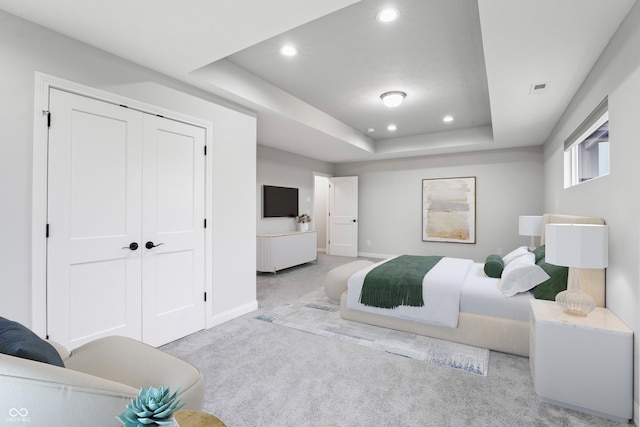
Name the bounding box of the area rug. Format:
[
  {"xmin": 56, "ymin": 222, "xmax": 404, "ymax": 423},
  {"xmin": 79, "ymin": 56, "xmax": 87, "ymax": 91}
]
[{"xmin": 255, "ymin": 287, "xmax": 489, "ymax": 376}]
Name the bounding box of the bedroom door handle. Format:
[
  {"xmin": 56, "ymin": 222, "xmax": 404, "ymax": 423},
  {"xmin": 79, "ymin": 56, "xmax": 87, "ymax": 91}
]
[
  {"xmin": 352, "ymin": 219, "xmax": 357, "ymax": 223},
  {"xmin": 145, "ymin": 241, "xmax": 164, "ymax": 249},
  {"xmin": 122, "ymin": 242, "xmax": 139, "ymax": 251}
]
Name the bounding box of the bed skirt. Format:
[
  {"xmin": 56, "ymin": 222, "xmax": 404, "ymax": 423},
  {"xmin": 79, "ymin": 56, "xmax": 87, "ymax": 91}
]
[{"xmin": 340, "ymin": 292, "xmax": 529, "ymax": 357}]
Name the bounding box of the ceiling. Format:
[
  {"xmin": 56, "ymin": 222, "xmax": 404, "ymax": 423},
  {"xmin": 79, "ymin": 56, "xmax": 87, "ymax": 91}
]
[{"xmin": 0, "ymin": 0, "xmax": 636, "ymax": 163}]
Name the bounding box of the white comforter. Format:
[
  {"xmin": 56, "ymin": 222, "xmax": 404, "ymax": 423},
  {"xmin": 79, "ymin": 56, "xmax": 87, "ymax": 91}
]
[{"xmin": 346, "ymin": 256, "xmax": 474, "ymax": 328}]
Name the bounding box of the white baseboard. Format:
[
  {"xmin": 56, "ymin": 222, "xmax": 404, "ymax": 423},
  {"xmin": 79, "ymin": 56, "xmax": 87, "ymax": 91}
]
[
  {"xmin": 357, "ymin": 251, "xmax": 396, "ymax": 259},
  {"xmin": 317, "ymin": 247, "xmax": 326, "ymax": 253},
  {"xmin": 206, "ymin": 300, "xmax": 258, "ymax": 329}
]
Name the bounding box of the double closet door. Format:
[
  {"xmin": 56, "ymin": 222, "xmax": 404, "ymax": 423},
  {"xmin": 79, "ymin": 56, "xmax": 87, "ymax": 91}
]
[{"xmin": 46, "ymin": 89, "xmax": 206, "ymax": 349}]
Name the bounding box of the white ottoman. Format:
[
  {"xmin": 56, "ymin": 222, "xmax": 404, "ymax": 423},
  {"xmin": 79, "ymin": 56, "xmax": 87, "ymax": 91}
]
[{"xmin": 323, "ymin": 260, "xmax": 374, "ymax": 304}]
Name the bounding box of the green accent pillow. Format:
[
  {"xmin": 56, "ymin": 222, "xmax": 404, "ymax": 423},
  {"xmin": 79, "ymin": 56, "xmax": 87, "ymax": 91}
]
[
  {"xmin": 532, "ymin": 257, "xmax": 568, "ymax": 301},
  {"xmin": 484, "ymin": 254, "xmax": 504, "ymax": 278},
  {"xmin": 531, "ymin": 245, "xmax": 545, "ymax": 263},
  {"xmin": 0, "ymin": 317, "xmax": 65, "ymax": 367}
]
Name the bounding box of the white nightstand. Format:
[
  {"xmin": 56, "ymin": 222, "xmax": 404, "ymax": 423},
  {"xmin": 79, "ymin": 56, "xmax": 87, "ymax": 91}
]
[{"xmin": 529, "ymin": 299, "xmax": 632, "ymax": 423}]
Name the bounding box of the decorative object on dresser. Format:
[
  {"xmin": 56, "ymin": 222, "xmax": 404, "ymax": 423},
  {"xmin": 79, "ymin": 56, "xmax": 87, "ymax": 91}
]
[
  {"xmin": 296, "ymin": 213, "xmax": 312, "ymax": 231},
  {"xmin": 529, "ymin": 300, "xmax": 632, "ymax": 422},
  {"xmin": 518, "ymin": 215, "xmax": 542, "ymax": 250},
  {"xmin": 545, "ymin": 223, "xmax": 608, "ymax": 316}
]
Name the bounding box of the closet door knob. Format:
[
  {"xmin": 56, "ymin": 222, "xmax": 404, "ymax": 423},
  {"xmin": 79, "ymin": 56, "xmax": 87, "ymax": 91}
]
[
  {"xmin": 122, "ymin": 242, "xmax": 139, "ymax": 251},
  {"xmin": 145, "ymin": 241, "xmax": 164, "ymax": 249}
]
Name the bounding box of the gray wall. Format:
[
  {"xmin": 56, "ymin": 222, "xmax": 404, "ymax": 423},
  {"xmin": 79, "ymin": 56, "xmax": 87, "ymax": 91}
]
[
  {"xmin": 335, "ymin": 147, "xmax": 544, "ymax": 262},
  {"xmin": 0, "ymin": 11, "xmax": 257, "ymax": 328},
  {"xmin": 256, "ymin": 145, "xmax": 544, "ymax": 263},
  {"xmin": 257, "ymin": 145, "xmax": 334, "ymax": 235},
  {"xmin": 542, "ymin": 2, "xmax": 640, "ymax": 421}
]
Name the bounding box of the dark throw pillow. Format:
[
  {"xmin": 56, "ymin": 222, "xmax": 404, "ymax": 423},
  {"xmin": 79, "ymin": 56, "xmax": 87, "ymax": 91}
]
[
  {"xmin": 484, "ymin": 254, "xmax": 504, "ymax": 278},
  {"xmin": 532, "ymin": 257, "xmax": 569, "ymax": 301},
  {"xmin": 0, "ymin": 317, "xmax": 65, "ymax": 367}
]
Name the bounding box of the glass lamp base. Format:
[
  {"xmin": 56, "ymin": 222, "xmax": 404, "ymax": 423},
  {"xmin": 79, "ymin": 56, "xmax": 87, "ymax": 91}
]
[{"xmin": 555, "ymin": 289, "xmax": 596, "ymax": 317}]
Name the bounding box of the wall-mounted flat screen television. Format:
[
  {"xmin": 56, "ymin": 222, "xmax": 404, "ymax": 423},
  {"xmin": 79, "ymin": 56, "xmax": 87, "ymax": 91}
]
[{"xmin": 263, "ymin": 185, "xmax": 299, "ymax": 218}]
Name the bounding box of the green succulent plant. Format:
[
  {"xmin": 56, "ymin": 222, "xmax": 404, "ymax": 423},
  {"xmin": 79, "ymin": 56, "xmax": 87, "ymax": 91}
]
[{"xmin": 116, "ymin": 386, "xmax": 185, "ymax": 426}]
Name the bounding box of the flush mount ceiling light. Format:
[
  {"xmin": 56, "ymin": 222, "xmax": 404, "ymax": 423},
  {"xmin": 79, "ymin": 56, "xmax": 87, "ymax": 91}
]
[
  {"xmin": 279, "ymin": 45, "xmax": 298, "ymax": 56},
  {"xmin": 387, "ymin": 124, "xmax": 397, "ymax": 131},
  {"xmin": 380, "ymin": 91, "xmax": 406, "ymax": 108},
  {"xmin": 377, "ymin": 8, "xmax": 399, "ymax": 23},
  {"xmin": 443, "ymin": 115, "xmax": 454, "ymax": 122}
]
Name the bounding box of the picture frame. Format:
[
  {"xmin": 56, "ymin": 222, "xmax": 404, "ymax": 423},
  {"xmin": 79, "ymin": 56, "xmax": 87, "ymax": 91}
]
[{"xmin": 422, "ymin": 176, "xmax": 476, "ymax": 243}]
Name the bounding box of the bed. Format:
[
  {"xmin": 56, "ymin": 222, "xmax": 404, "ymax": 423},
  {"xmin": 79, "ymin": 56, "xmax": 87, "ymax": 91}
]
[{"xmin": 339, "ymin": 214, "xmax": 605, "ymax": 357}]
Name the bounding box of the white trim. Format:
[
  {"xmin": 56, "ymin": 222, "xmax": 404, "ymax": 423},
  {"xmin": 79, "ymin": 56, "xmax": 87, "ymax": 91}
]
[
  {"xmin": 31, "ymin": 72, "xmax": 214, "ymax": 337},
  {"xmin": 313, "ymin": 172, "xmax": 331, "ymax": 255},
  {"xmin": 207, "ymin": 301, "xmax": 258, "ymax": 328},
  {"xmin": 357, "ymin": 252, "xmax": 392, "ymax": 259}
]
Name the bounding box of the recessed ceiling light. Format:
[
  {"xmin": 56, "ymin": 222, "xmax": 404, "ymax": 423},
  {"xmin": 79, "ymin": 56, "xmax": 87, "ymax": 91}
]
[
  {"xmin": 387, "ymin": 124, "xmax": 397, "ymax": 131},
  {"xmin": 380, "ymin": 91, "xmax": 406, "ymax": 108},
  {"xmin": 377, "ymin": 8, "xmax": 399, "ymax": 23},
  {"xmin": 443, "ymin": 115, "xmax": 454, "ymax": 122},
  {"xmin": 279, "ymin": 45, "xmax": 298, "ymax": 56}
]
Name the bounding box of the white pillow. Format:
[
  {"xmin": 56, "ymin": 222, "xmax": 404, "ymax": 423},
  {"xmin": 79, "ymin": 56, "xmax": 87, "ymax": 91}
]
[
  {"xmin": 498, "ymin": 253, "xmax": 550, "ymax": 297},
  {"xmin": 502, "ymin": 246, "xmax": 530, "ymax": 266}
]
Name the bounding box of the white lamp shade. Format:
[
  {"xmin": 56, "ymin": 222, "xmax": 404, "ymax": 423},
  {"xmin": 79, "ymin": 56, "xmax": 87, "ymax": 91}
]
[
  {"xmin": 519, "ymin": 216, "xmax": 542, "ymax": 236},
  {"xmin": 545, "ymin": 224, "xmax": 608, "ymax": 268}
]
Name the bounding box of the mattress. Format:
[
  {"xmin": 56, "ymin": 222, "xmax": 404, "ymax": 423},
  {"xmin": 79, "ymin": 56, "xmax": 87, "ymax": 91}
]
[{"xmin": 347, "ymin": 259, "xmax": 533, "ymax": 326}]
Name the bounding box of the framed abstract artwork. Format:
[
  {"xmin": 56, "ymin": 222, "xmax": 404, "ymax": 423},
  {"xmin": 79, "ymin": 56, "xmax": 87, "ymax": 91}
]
[{"xmin": 422, "ymin": 176, "xmax": 476, "ymax": 243}]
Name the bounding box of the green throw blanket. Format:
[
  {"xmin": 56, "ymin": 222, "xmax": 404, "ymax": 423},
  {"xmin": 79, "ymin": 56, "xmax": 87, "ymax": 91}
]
[{"xmin": 359, "ymin": 255, "xmax": 443, "ymax": 309}]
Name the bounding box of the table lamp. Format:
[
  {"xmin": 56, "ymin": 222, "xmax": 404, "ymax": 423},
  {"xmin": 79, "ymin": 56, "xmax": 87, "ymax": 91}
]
[
  {"xmin": 519, "ymin": 216, "xmax": 542, "ymax": 250},
  {"xmin": 545, "ymin": 223, "xmax": 608, "ymax": 316}
]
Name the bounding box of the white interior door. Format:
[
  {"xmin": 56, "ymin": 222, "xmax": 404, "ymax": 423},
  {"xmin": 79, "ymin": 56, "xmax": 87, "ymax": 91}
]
[
  {"xmin": 141, "ymin": 115, "xmax": 206, "ymax": 347},
  {"xmin": 47, "ymin": 89, "xmax": 143, "ymax": 349},
  {"xmin": 47, "ymin": 89, "xmax": 206, "ymax": 349},
  {"xmin": 329, "ymin": 176, "xmax": 359, "ymax": 257}
]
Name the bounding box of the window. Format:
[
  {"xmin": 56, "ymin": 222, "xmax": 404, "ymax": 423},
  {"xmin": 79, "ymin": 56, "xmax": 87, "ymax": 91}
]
[{"xmin": 564, "ymin": 97, "xmax": 609, "ymax": 188}]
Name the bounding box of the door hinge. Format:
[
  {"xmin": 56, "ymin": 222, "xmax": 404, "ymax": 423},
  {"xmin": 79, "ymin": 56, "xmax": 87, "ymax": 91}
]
[
  {"xmin": 46, "ymin": 224, "xmax": 50, "ymax": 238},
  {"xmin": 204, "ymin": 146, "xmax": 207, "ymax": 156},
  {"xmin": 204, "ymin": 218, "xmax": 207, "ymax": 229},
  {"xmin": 43, "ymin": 110, "xmax": 51, "ymax": 128},
  {"xmin": 204, "ymin": 292, "xmax": 207, "ymax": 302}
]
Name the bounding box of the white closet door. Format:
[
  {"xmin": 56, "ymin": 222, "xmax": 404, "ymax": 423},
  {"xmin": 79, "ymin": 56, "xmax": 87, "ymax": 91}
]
[
  {"xmin": 141, "ymin": 115, "xmax": 206, "ymax": 347},
  {"xmin": 47, "ymin": 89, "xmax": 143, "ymax": 349}
]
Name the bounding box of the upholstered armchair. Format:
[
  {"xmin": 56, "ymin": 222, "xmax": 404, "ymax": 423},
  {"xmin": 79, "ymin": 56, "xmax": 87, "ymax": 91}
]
[{"xmin": 0, "ymin": 318, "xmax": 204, "ymax": 426}]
